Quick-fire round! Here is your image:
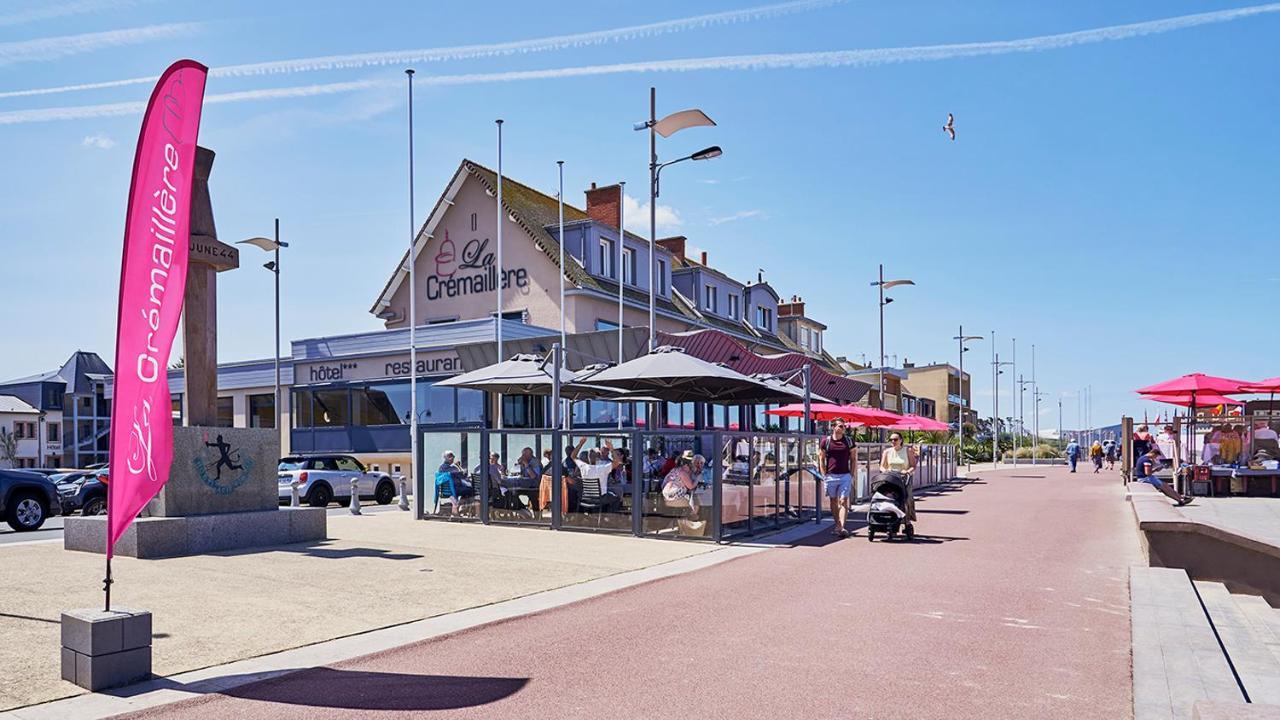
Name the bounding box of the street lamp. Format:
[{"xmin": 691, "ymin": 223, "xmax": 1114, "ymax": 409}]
[
  {"xmin": 953, "ymin": 326, "xmax": 983, "ymax": 466},
  {"xmin": 993, "ymin": 354, "xmax": 1012, "ymax": 466},
  {"xmin": 236, "ymin": 219, "xmax": 288, "ymax": 435},
  {"xmin": 870, "ymin": 264, "xmax": 914, "ymax": 418},
  {"xmin": 634, "ymin": 88, "xmax": 719, "ymax": 352}
]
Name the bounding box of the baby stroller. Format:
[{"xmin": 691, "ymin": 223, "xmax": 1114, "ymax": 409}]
[{"xmin": 866, "ymin": 472, "xmax": 914, "ymax": 542}]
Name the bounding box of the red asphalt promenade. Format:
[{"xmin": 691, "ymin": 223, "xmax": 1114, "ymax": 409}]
[{"xmin": 124, "ymin": 463, "xmax": 1142, "ymax": 720}]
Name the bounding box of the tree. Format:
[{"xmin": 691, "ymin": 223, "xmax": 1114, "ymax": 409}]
[{"xmin": 0, "ymin": 428, "xmax": 17, "ymax": 468}]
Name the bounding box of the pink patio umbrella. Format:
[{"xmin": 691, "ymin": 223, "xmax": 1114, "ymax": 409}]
[
  {"xmin": 1136, "ymin": 374, "xmax": 1251, "ymax": 473},
  {"xmin": 767, "ymin": 403, "xmax": 901, "ymax": 426},
  {"xmin": 1142, "ymin": 392, "xmax": 1243, "ymax": 408},
  {"xmin": 885, "ymin": 414, "xmax": 951, "ymax": 432},
  {"xmin": 1240, "ymin": 377, "xmax": 1280, "ymax": 423}
]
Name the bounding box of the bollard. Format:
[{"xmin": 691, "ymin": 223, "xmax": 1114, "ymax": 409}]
[
  {"xmin": 397, "ymin": 476, "xmax": 410, "ymax": 511},
  {"xmin": 349, "ymin": 477, "xmax": 362, "ymax": 515},
  {"xmin": 290, "ymin": 480, "xmax": 300, "ymax": 507}
]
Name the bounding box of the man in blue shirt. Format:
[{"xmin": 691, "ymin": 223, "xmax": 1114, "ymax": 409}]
[
  {"xmin": 1134, "ymin": 447, "xmax": 1193, "ymax": 506},
  {"xmin": 1066, "ymin": 439, "xmax": 1082, "ymax": 472}
]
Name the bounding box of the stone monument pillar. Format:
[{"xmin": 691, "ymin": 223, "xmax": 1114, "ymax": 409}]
[{"xmin": 183, "ymin": 147, "xmax": 238, "ymax": 426}]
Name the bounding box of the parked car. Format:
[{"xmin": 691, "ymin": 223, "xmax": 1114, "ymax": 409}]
[
  {"xmin": 276, "ymin": 454, "xmax": 396, "ymax": 508},
  {"xmin": 0, "ymin": 469, "xmax": 61, "ymax": 531},
  {"xmin": 54, "ymin": 470, "xmax": 107, "ymax": 516}
]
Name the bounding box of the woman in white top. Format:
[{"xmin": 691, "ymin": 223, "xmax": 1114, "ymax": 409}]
[{"xmin": 878, "ymin": 433, "xmax": 917, "ymax": 520}]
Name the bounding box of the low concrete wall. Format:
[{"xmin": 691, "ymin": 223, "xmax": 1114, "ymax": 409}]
[
  {"xmin": 65, "ymin": 508, "xmax": 326, "ymax": 558},
  {"xmin": 1130, "ymin": 486, "xmax": 1280, "ymax": 606}
]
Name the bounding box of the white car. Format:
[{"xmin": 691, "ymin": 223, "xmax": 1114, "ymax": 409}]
[{"xmin": 277, "ymin": 454, "xmax": 397, "ymax": 508}]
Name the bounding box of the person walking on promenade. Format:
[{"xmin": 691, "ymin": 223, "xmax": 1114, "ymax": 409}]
[
  {"xmin": 1090, "ymin": 440, "xmax": 1104, "ymax": 473},
  {"xmin": 818, "ymin": 419, "xmax": 855, "ymax": 537},
  {"xmin": 1066, "ymin": 437, "xmax": 1082, "ymax": 472},
  {"xmin": 1104, "ymin": 438, "xmax": 1118, "ymax": 470},
  {"xmin": 1134, "ymin": 447, "xmax": 1193, "ymax": 506}
]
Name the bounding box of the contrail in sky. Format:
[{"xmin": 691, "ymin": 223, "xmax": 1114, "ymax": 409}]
[
  {"xmin": 0, "ymin": 0, "xmax": 146, "ymax": 28},
  {"xmin": 2, "ymin": 2, "xmax": 1277, "ymax": 125},
  {"xmin": 0, "ymin": 0, "xmax": 841, "ymax": 99},
  {"xmin": 0, "ymin": 23, "xmax": 196, "ymax": 68}
]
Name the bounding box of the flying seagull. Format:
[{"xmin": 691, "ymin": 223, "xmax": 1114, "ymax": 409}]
[{"xmin": 942, "ymin": 113, "xmax": 955, "ymax": 141}]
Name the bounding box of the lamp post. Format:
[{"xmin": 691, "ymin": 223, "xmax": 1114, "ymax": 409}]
[
  {"xmin": 993, "ymin": 353, "xmax": 1012, "ymax": 466},
  {"xmin": 870, "ymin": 265, "xmax": 914, "ymax": 419},
  {"xmin": 1011, "ymin": 338, "xmax": 1017, "ymax": 464},
  {"xmin": 634, "ymin": 88, "xmax": 719, "ymax": 352},
  {"xmin": 953, "ymin": 326, "xmax": 983, "ymax": 466},
  {"xmin": 236, "ymin": 219, "xmax": 289, "ymax": 436}
]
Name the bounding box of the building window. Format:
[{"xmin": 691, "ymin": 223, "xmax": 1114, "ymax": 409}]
[
  {"xmin": 621, "ymin": 247, "xmax": 636, "ymax": 285},
  {"xmin": 216, "ymin": 396, "xmax": 234, "ymax": 428},
  {"xmin": 704, "ymin": 285, "xmax": 718, "ymax": 313},
  {"xmin": 598, "ymin": 238, "xmax": 615, "ymax": 278},
  {"xmin": 595, "ymin": 319, "xmax": 620, "ymax": 332},
  {"xmin": 355, "ymin": 383, "xmax": 410, "ymax": 426},
  {"xmin": 657, "ymin": 259, "xmax": 668, "ymax": 294},
  {"xmin": 311, "ymin": 389, "xmax": 350, "ymax": 427},
  {"xmin": 47, "ymin": 423, "xmax": 59, "ymax": 442},
  {"xmin": 13, "ymin": 423, "xmax": 24, "ymax": 439},
  {"xmin": 456, "ymin": 388, "xmax": 484, "ymax": 423},
  {"xmin": 800, "ymin": 327, "xmax": 810, "ymax": 348},
  {"xmin": 756, "ymin": 306, "xmax": 773, "ymax": 331},
  {"xmin": 727, "ymin": 294, "xmax": 739, "ymax": 320},
  {"xmin": 248, "ymin": 393, "xmax": 275, "ymax": 428}
]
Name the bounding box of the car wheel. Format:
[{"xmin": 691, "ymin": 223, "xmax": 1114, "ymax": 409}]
[
  {"xmin": 307, "ymin": 484, "xmax": 332, "ymax": 508},
  {"xmin": 375, "ymin": 481, "xmax": 395, "ymax": 505},
  {"xmin": 7, "ymin": 492, "xmax": 48, "ymax": 531},
  {"xmin": 82, "ymin": 496, "xmax": 107, "ymax": 516},
  {"xmin": 336, "ymin": 497, "xmax": 351, "ymax": 507}
]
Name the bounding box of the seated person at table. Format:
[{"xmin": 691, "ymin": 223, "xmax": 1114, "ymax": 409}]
[
  {"xmin": 570, "ymin": 437, "xmax": 622, "ymax": 512},
  {"xmin": 1135, "ymin": 448, "xmax": 1193, "ymax": 506},
  {"xmin": 436, "ymin": 452, "xmax": 473, "ymax": 510},
  {"xmin": 517, "ymin": 447, "xmax": 542, "ymax": 487},
  {"xmin": 643, "ymin": 448, "xmax": 664, "ymax": 479},
  {"xmin": 662, "ymin": 451, "xmax": 705, "ymax": 516},
  {"xmin": 657, "ymin": 449, "xmax": 679, "ymax": 479}
]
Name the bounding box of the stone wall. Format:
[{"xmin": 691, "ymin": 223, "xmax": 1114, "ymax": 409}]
[{"xmin": 145, "ymin": 426, "xmax": 279, "ymax": 517}]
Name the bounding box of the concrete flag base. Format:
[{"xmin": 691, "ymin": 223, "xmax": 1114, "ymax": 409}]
[{"xmin": 61, "ymin": 608, "xmax": 152, "ymax": 691}]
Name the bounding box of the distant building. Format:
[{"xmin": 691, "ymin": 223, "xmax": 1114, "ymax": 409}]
[
  {"xmin": 0, "ymin": 395, "xmax": 40, "ymax": 468},
  {"xmin": 0, "ymin": 351, "xmax": 112, "ymax": 467},
  {"xmin": 901, "ymin": 360, "xmax": 974, "ymax": 426}
]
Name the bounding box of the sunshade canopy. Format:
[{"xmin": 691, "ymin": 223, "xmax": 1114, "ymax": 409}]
[
  {"xmin": 1135, "ymin": 373, "xmax": 1250, "ymax": 397},
  {"xmin": 885, "ymin": 414, "xmax": 951, "ymax": 431},
  {"xmin": 584, "ymin": 346, "xmax": 805, "ymax": 404},
  {"xmin": 1240, "ymin": 377, "xmax": 1280, "ymax": 393},
  {"xmin": 767, "ymin": 403, "xmax": 902, "ymax": 427},
  {"xmin": 1143, "ymin": 392, "xmax": 1244, "ymax": 408},
  {"xmin": 435, "ymin": 353, "xmax": 607, "ymax": 400}
]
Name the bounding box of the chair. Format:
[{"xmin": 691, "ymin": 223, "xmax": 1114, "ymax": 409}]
[{"xmin": 577, "ymin": 476, "xmax": 619, "ymax": 527}]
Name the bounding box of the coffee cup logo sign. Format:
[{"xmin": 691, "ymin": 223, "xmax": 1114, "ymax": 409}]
[{"xmin": 426, "ymin": 229, "xmax": 529, "ymax": 301}]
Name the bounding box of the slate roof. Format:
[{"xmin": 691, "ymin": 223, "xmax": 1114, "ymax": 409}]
[{"xmin": 0, "ymin": 394, "xmax": 38, "ymax": 414}]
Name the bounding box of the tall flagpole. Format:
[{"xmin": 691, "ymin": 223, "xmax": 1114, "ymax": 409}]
[
  {"xmin": 647, "ymin": 87, "xmax": 657, "ymax": 352},
  {"xmin": 617, "ymin": 180, "xmax": 626, "ymax": 430},
  {"xmin": 495, "ymin": 119, "xmax": 504, "ymax": 429},
  {"xmin": 557, "ymin": 161, "xmax": 566, "ymax": 350},
  {"xmin": 405, "ymin": 69, "xmax": 418, "ymax": 505}
]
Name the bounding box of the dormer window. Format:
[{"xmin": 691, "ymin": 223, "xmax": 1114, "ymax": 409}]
[
  {"xmin": 621, "ymin": 247, "xmax": 636, "ymax": 285},
  {"xmin": 728, "ymin": 294, "xmax": 739, "ymax": 320},
  {"xmin": 657, "ymin": 259, "xmax": 668, "ymax": 294},
  {"xmin": 756, "ymin": 306, "xmax": 773, "ymax": 331},
  {"xmin": 598, "ymin": 238, "xmax": 615, "ymax": 278},
  {"xmin": 704, "ymin": 285, "xmax": 718, "ymax": 313}
]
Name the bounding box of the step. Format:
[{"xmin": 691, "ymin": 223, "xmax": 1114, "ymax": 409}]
[
  {"xmin": 1231, "ymin": 594, "xmax": 1280, "ymax": 665},
  {"xmin": 1131, "ymin": 567, "xmax": 1244, "ymax": 720},
  {"xmin": 1195, "ymin": 581, "xmax": 1280, "ymax": 705}
]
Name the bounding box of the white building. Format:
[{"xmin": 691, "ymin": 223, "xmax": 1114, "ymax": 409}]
[{"xmin": 0, "ymin": 395, "xmax": 41, "ymax": 469}]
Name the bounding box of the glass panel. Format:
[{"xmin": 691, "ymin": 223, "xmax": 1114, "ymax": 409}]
[
  {"xmin": 562, "ymin": 431, "xmax": 632, "ymax": 533},
  {"xmin": 216, "ymin": 397, "xmax": 234, "ymax": 427},
  {"xmin": 641, "ymin": 432, "xmax": 707, "ymax": 539},
  {"xmin": 422, "ymin": 430, "xmax": 482, "ymax": 519},
  {"xmin": 312, "ymin": 389, "xmax": 349, "ymax": 427},
  {"xmin": 248, "ymin": 393, "xmax": 275, "ymax": 428},
  {"xmin": 752, "ymin": 435, "xmax": 781, "ymax": 530},
  {"xmin": 487, "ymin": 431, "xmax": 552, "ymax": 526},
  {"xmin": 419, "ymin": 382, "xmax": 456, "ymax": 425},
  {"xmin": 720, "ymin": 433, "xmax": 752, "ymax": 538},
  {"xmin": 357, "ymin": 382, "xmax": 409, "ymax": 426},
  {"xmin": 456, "ymin": 388, "xmax": 484, "ymax": 424},
  {"xmin": 292, "ymin": 389, "xmax": 312, "ymax": 428}
]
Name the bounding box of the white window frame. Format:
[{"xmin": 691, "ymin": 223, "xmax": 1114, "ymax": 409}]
[
  {"xmin": 728, "ymin": 294, "xmax": 739, "ymax": 320},
  {"xmin": 621, "ymin": 247, "xmax": 636, "ymax": 285},
  {"xmin": 756, "ymin": 306, "xmax": 772, "ymax": 330},
  {"xmin": 704, "ymin": 285, "xmax": 717, "ymax": 313},
  {"xmin": 598, "ymin": 238, "xmax": 615, "ymax": 278},
  {"xmin": 657, "ymin": 259, "xmax": 668, "ymax": 294}
]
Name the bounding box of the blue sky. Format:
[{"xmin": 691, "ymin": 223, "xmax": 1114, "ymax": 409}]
[{"xmin": 1, "ymin": 0, "xmax": 1277, "ymax": 431}]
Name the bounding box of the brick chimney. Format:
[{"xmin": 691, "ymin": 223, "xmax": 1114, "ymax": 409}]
[
  {"xmin": 584, "ymin": 182, "xmax": 622, "ymax": 230},
  {"xmin": 778, "ymin": 295, "xmax": 805, "ymax": 317},
  {"xmin": 655, "ymin": 236, "xmax": 686, "ymax": 261},
  {"xmin": 700, "ymin": 250, "xmax": 708, "ymax": 265}
]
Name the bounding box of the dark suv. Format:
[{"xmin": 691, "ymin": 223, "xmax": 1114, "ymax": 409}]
[
  {"xmin": 54, "ymin": 470, "xmax": 108, "ymax": 516},
  {"xmin": 0, "ymin": 469, "xmax": 61, "ymax": 531}
]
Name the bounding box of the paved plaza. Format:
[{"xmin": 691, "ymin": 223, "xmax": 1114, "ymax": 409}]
[{"xmin": 97, "ymin": 464, "xmax": 1142, "ymax": 720}]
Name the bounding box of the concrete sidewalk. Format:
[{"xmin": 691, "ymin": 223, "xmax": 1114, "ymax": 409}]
[{"xmin": 0, "ymin": 511, "xmax": 712, "ymax": 711}]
